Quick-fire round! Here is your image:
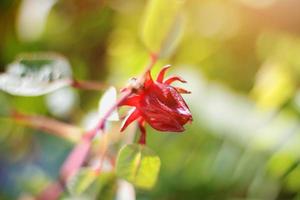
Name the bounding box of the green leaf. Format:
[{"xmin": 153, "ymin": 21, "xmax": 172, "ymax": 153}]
[
  {"xmin": 116, "ymin": 144, "xmax": 161, "ymax": 190},
  {"xmin": 0, "ymin": 52, "xmax": 72, "ymax": 96},
  {"xmin": 141, "ymin": 0, "xmax": 184, "ymax": 58},
  {"xmin": 66, "ymin": 169, "xmax": 117, "ymax": 200},
  {"xmin": 67, "ymin": 168, "xmax": 97, "ymax": 196},
  {"xmin": 95, "ymin": 173, "xmax": 117, "ymax": 200}
]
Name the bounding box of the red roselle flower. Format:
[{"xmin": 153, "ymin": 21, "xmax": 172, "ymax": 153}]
[{"xmin": 119, "ymin": 65, "xmax": 193, "ymax": 144}]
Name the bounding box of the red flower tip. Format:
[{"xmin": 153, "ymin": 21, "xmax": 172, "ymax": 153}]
[{"xmin": 119, "ymin": 65, "xmax": 193, "ymax": 144}]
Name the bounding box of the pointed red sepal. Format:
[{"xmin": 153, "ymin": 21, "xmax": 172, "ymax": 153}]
[
  {"xmin": 156, "ymin": 65, "xmax": 171, "ymax": 83},
  {"xmin": 164, "ymin": 76, "xmax": 187, "ymax": 85},
  {"xmin": 120, "ymin": 108, "xmax": 140, "ymax": 132},
  {"xmin": 175, "ymin": 87, "xmax": 191, "ymax": 94},
  {"xmin": 144, "ymin": 70, "xmax": 153, "ymax": 88},
  {"xmin": 119, "ymin": 95, "xmax": 140, "ymax": 106},
  {"xmin": 119, "ymin": 65, "xmax": 192, "ymax": 134}
]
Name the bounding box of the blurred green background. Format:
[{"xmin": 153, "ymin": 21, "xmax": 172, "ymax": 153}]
[{"xmin": 2, "ymin": 0, "xmax": 300, "ymax": 199}]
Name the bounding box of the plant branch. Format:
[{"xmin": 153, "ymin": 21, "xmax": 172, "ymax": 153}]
[
  {"xmin": 60, "ymin": 88, "xmax": 132, "ymax": 181},
  {"xmin": 37, "ymin": 53, "xmax": 158, "ymax": 199},
  {"xmin": 37, "ymin": 182, "xmax": 63, "ymax": 200},
  {"xmin": 12, "ymin": 111, "xmax": 82, "ymax": 143},
  {"xmin": 71, "ymin": 79, "xmax": 108, "ymax": 91}
]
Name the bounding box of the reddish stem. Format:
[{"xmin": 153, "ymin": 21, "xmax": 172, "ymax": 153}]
[
  {"xmin": 12, "ymin": 111, "xmax": 82, "ymax": 142},
  {"xmin": 60, "ymin": 135, "xmax": 92, "ymax": 181},
  {"xmin": 138, "ymin": 120, "xmax": 146, "ymax": 145},
  {"xmin": 37, "ymin": 53, "xmax": 158, "ymax": 199},
  {"xmin": 71, "ymin": 79, "xmax": 108, "ymax": 91},
  {"xmin": 59, "ymin": 90, "xmax": 132, "ymax": 180},
  {"xmin": 37, "ymin": 182, "xmax": 63, "ymax": 200}
]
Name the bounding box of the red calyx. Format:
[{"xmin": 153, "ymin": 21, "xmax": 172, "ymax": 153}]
[{"xmin": 119, "ymin": 65, "xmax": 193, "ymax": 144}]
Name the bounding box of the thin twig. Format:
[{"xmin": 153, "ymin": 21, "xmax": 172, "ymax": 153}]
[
  {"xmin": 12, "ymin": 111, "xmax": 82, "ymax": 143},
  {"xmin": 59, "ymin": 89, "xmax": 132, "ymax": 181},
  {"xmin": 71, "ymin": 79, "xmax": 108, "ymax": 91},
  {"xmin": 37, "ymin": 54, "xmax": 158, "ymax": 199}
]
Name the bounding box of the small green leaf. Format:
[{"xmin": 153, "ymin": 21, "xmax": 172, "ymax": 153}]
[
  {"xmin": 95, "ymin": 173, "xmax": 117, "ymax": 200},
  {"xmin": 0, "ymin": 52, "xmax": 72, "ymax": 96},
  {"xmin": 67, "ymin": 168, "xmax": 97, "ymax": 196},
  {"xmin": 66, "ymin": 169, "xmax": 117, "ymax": 200},
  {"xmin": 141, "ymin": 0, "xmax": 184, "ymax": 57},
  {"xmin": 116, "ymin": 144, "xmax": 161, "ymax": 190}
]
